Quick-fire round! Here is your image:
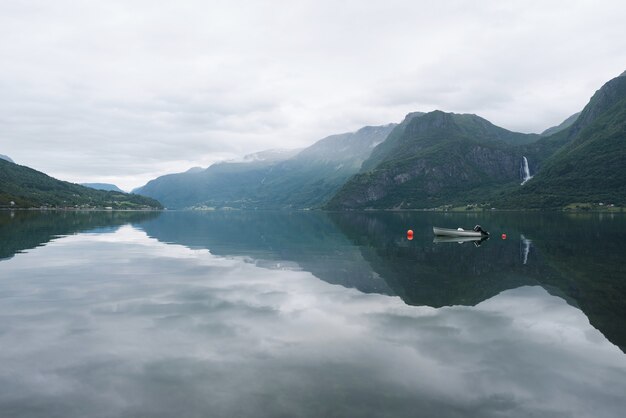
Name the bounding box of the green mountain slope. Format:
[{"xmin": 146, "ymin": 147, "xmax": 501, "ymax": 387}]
[
  {"xmin": 326, "ymin": 111, "xmax": 538, "ymax": 209},
  {"xmin": 498, "ymin": 72, "xmax": 626, "ymax": 207},
  {"xmin": 0, "ymin": 159, "xmax": 162, "ymax": 209},
  {"xmin": 135, "ymin": 125, "xmax": 395, "ymax": 209}
]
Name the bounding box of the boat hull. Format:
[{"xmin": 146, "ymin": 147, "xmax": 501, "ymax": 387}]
[{"xmin": 433, "ymin": 227, "xmax": 485, "ymax": 237}]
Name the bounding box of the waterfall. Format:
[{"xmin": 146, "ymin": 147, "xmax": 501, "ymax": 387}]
[{"xmin": 521, "ymin": 156, "xmax": 532, "ymax": 185}]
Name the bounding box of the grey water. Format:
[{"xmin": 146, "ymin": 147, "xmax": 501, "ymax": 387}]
[{"xmin": 1, "ymin": 210, "xmax": 625, "ymax": 418}]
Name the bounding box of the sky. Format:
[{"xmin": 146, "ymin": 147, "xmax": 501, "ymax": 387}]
[{"xmin": 1, "ymin": 0, "xmax": 625, "ymax": 191}]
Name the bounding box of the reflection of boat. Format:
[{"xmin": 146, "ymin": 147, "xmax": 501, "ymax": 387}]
[
  {"xmin": 433, "ymin": 236, "xmax": 489, "ymax": 247},
  {"xmin": 433, "ymin": 225, "xmax": 489, "ymax": 237},
  {"xmin": 434, "ymin": 236, "xmax": 484, "ymax": 243}
]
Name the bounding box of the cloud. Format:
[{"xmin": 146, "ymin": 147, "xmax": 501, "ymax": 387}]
[{"xmin": 1, "ymin": 0, "xmax": 625, "ymax": 189}]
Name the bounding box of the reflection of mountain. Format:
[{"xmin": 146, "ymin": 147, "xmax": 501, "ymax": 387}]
[
  {"xmin": 0, "ymin": 211, "xmax": 159, "ymax": 261},
  {"xmin": 328, "ymin": 212, "xmax": 553, "ymax": 307},
  {"xmin": 525, "ymin": 214, "xmax": 626, "ymax": 354},
  {"xmin": 135, "ymin": 210, "xmax": 626, "ymax": 351},
  {"xmin": 138, "ymin": 211, "xmax": 392, "ymax": 295},
  {"xmin": 329, "ymin": 211, "xmax": 626, "ymax": 352}
]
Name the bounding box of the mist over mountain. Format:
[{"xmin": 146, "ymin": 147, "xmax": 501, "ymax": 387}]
[
  {"xmin": 81, "ymin": 183, "xmax": 125, "ymax": 193},
  {"xmin": 0, "ymin": 154, "xmax": 13, "ymax": 163},
  {"xmin": 129, "ymin": 71, "xmax": 626, "ymax": 211},
  {"xmin": 540, "ymin": 112, "xmax": 580, "ymax": 137},
  {"xmin": 135, "ymin": 125, "xmax": 395, "ymax": 209}
]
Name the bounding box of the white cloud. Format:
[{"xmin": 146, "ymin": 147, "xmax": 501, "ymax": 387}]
[{"xmin": 1, "ymin": 0, "xmax": 625, "ymax": 189}]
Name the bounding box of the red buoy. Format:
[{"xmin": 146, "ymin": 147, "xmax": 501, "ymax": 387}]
[
  {"xmin": 501, "ymin": 233, "xmax": 507, "ymax": 240},
  {"xmin": 407, "ymin": 229, "xmax": 414, "ymax": 240}
]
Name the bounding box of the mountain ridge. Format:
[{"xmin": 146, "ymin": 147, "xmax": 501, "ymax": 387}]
[{"xmin": 0, "ymin": 154, "xmax": 14, "ymax": 163}]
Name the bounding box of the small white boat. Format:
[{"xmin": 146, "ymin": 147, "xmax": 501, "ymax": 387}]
[{"xmin": 433, "ymin": 225, "xmax": 489, "ymax": 237}]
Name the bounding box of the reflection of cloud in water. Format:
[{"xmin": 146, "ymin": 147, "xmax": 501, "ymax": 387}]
[{"xmin": 0, "ymin": 226, "xmax": 624, "ymax": 418}]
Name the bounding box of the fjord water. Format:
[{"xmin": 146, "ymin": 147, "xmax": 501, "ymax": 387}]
[{"xmin": 1, "ymin": 211, "xmax": 625, "ymax": 417}]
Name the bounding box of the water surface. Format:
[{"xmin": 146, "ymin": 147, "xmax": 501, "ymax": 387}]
[{"xmin": 0, "ymin": 210, "xmax": 625, "ymax": 417}]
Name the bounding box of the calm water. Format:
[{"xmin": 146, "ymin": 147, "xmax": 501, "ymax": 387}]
[{"xmin": 1, "ymin": 210, "xmax": 625, "ymax": 418}]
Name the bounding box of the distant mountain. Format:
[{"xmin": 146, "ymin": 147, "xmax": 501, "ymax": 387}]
[
  {"xmin": 0, "ymin": 159, "xmax": 162, "ymax": 209},
  {"xmin": 541, "ymin": 112, "xmax": 580, "ymax": 137},
  {"xmin": 499, "ymin": 71, "xmax": 626, "ymax": 207},
  {"xmin": 0, "ymin": 154, "xmax": 13, "ymax": 163},
  {"xmin": 133, "ymin": 152, "xmax": 296, "ymax": 209},
  {"xmin": 326, "ymin": 111, "xmax": 538, "ymax": 209},
  {"xmin": 135, "ymin": 124, "xmax": 396, "ymax": 209},
  {"xmin": 81, "ymin": 183, "xmax": 125, "ymax": 193}
]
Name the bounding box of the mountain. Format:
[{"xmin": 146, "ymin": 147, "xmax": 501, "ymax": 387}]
[
  {"xmin": 541, "ymin": 112, "xmax": 580, "ymax": 136},
  {"xmin": 135, "ymin": 124, "xmax": 396, "ymax": 209},
  {"xmin": 328, "ymin": 71, "xmax": 626, "ymax": 210},
  {"xmin": 0, "ymin": 154, "xmax": 13, "ymax": 163},
  {"xmin": 0, "ymin": 159, "xmax": 162, "ymax": 209},
  {"xmin": 81, "ymin": 183, "xmax": 125, "ymax": 193},
  {"xmin": 326, "ymin": 111, "xmax": 538, "ymax": 209},
  {"xmin": 498, "ymin": 71, "xmax": 626, "ymax": 207}
]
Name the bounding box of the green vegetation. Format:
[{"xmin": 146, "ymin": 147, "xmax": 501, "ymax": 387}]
[{"xmin": 0, "ymin": 159, "xmax": 162, "ymax": 209}]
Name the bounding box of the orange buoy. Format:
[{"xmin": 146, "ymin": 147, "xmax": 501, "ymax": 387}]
[
  {"xmin": 407, "ymin": 229, "xmax": 414, "ymax": 240},
  {"xmin": 501, "ymin": 233, "xmax": 507, "ymax": 240}
]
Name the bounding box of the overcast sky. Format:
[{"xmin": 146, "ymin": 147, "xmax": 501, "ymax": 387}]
[{"xmin": 1, "ymin": 0, "xmax": 625, "ymax": 190}]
